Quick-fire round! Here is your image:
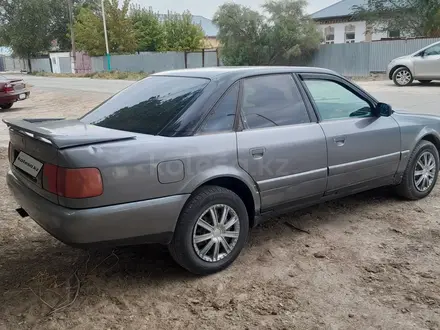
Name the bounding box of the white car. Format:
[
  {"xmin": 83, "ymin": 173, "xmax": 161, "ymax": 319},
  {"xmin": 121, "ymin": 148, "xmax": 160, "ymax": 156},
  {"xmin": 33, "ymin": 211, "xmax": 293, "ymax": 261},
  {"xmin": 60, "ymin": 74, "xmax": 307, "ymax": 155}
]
[{"xmin": 387, "ymin": 41, "xmax": 440, "ymax": 86}]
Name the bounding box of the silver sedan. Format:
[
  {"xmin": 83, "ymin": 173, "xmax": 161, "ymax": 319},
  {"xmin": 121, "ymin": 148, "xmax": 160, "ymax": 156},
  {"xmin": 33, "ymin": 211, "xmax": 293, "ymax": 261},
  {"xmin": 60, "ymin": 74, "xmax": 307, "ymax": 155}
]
[{"xmin": 5, "ymin": 66, "xmax": 440, "ymax": 274}]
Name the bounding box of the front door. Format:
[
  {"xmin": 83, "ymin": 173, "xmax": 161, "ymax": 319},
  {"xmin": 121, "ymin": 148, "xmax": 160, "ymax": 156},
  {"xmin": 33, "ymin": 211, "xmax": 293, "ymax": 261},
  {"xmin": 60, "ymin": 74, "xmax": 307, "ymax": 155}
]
[
  {"xmin": 414, "ymin": 43, "xmax": 440, "ymax": 79},
  {"xmin": 300, "ymin": 74, "xmax": 401, "ymax": 194},
  {"xmin": 236, "ymin": 74, "xmax": 328, "ymax": 210}
]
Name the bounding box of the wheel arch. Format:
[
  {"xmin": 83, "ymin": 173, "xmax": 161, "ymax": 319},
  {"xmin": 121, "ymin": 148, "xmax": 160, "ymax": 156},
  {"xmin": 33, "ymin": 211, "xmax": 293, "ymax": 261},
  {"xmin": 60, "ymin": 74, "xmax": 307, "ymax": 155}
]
[
  {"xmin": 395, "ymin": 128, "xmax": 440, "ymax": 182},
  {"xmin": 190, "ymin": 175, "xmax": 260, "ymax": 228},
  {"xmin": 389, "ymin": 65, "xmax": 412, "ymax": 80},
  {"xmin": 388, "ymin": 64, "xmax": 412, "ymax": 80},
  {"xmin": 420, "ymin": 133, "xmax": 440, "ymax": 155}
]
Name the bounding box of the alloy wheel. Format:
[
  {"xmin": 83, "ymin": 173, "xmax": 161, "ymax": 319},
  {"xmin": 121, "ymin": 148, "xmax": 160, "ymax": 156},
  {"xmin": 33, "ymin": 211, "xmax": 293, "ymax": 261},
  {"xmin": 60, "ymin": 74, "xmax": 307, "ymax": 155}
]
[
  {"xmin": 192, "ymin": 204, "xmax": 240, "ymax": 263},
  {"xmin": 395, "ymin": 69, "xmax": 412, "ymax": 86},
  {"xmin": 414, "ymin": 151, "xmax": 436, "ymax": 192}
]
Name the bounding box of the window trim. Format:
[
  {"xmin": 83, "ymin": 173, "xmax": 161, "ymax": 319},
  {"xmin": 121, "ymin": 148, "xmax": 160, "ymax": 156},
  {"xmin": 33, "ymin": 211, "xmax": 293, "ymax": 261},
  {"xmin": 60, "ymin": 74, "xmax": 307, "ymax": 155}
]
[
  {"xmin": 194, "ymin": 81, "xmax": 241, "ymax": 135},
  {"xmin": 236, "ymin": 73, "xmax": 313, "ymax": 132},
  {"xmin": 291, "ymin": 73, "xmax": 318, "ymax": 122},
  {"xmin": 298, "ymin": 73, "xmax": 379, "ymax": 122}
]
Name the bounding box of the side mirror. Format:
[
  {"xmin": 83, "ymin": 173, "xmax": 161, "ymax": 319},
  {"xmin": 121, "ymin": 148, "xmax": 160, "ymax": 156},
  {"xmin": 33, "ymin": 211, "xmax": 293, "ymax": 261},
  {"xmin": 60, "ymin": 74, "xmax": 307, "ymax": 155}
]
[
  {"xmin": 375, "ymin": 102, "xmax": 393, "ymax": 117},
  {"xmin": 420, "ymin": 51, "xmax": 425, "ymax": 57}
]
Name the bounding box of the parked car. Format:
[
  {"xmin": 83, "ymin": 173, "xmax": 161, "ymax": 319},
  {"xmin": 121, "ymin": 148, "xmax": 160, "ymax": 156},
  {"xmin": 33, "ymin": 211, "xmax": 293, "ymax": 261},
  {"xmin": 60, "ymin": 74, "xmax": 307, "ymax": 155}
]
[
  {"xmin": 0, "ymin": 75, "xmax": 30, "ymax": 109},
  {"xmin": 5, "ymin": 67, "xmax": 440, "ymax": 275},
  {"xmin": 387, "ymin": 40, "xmax": 440, "ymax": 86}
]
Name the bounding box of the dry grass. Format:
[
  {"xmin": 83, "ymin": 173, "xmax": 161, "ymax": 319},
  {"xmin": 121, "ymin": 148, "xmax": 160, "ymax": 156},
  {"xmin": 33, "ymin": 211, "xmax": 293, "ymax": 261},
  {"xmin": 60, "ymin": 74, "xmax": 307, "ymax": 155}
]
[{"xmin": 30, "ymin": 70, "xmax": 148, "ymax": 81}]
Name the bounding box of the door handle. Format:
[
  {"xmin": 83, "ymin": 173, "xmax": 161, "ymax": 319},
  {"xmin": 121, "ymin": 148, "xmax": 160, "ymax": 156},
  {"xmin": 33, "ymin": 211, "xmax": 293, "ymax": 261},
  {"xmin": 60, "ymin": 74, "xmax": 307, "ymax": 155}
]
[
  {"xmin": 250, "ymin": 147, "xmax": 265, "ymax": 158},
  {"xmin": 333, "ymin": 136, "xmax": 346, "ymax": 146}
]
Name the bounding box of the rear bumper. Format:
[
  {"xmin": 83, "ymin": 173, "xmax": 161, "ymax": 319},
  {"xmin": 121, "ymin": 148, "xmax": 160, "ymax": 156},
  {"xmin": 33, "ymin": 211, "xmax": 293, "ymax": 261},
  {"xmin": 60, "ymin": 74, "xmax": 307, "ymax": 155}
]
[
  {"xmin": 0, "ymin": 90, "xmax": 30, "ymax": 103},
  {"xmin": 7, "ymin": 170, "xmax": 189, "ymax": 247}
]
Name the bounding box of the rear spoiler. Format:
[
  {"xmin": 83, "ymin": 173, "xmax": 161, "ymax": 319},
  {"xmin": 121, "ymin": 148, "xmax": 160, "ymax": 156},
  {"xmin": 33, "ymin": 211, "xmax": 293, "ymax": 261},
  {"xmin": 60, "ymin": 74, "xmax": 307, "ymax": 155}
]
[{"xmin": 3, "ymin": 118, "xmax": 136, "ymax": 149}]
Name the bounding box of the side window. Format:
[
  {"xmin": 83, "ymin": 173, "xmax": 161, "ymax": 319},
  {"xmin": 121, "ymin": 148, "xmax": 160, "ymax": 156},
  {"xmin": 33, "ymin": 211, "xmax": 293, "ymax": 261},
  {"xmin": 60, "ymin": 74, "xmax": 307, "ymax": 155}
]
[
  {"xmin": 304, "ymin": 79, "xmax": 372, "ymax": 121},
  {"xmin": 199, "ymin": 83, "xmax": 239, "ymax": 133},
  {"xmin": 424, "ymin": 44, "xmax": 440, "ymax": 56},
  {"xmin": 240, "ymin": 74, "xmax": 310, "ymax": 129}
]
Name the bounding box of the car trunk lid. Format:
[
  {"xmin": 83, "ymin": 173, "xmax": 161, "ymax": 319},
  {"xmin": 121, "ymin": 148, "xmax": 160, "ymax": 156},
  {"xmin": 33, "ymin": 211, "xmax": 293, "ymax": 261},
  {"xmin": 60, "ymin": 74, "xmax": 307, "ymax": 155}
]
[
  {"xmin": 5, "ymin": 118, "xmax": 136, "ymax": 204},
  {"xmin": 9, "ymin": 79, "xmax": 25, "ymax": 91},
  {"xmin": 4, "ymin": 118, "xmax": 136, "ymax": 149}
]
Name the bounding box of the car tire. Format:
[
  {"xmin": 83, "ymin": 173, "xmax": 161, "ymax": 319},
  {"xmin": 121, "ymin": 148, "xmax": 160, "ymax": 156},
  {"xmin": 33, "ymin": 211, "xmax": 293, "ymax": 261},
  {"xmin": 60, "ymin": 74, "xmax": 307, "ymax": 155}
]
[
  {"xmin": 392, "ymin": 67, "xmax": 413, "ymax": 86},
  {"xmin": 419, "ymin": 80, "xmax": 432, "ymax": 85},
  {"xmin": 168, "ymin": 185, "xmax": 249, "ymax": 275},
  {"xmin": 0, "ymin": 103, "xmax": 13, "ymax": 110},
  {"xmin": 396, "ymin": 140, "xmax": 439, "ymax": 200}
]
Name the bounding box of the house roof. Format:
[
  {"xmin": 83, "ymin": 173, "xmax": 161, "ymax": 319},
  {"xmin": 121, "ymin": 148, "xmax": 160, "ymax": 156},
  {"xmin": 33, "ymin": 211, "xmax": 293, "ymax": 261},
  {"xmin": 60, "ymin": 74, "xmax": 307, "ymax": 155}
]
[
  {"xmin": 156, "ymin": 14, "xmax": 218, "ymax": 37},
  {"xmin": 191, "ymin": 16, "xmax": 219, "ymax": 38},
  {"xmin": 311, "ymin": 0, "xmax": 366, "ymax": 20}
]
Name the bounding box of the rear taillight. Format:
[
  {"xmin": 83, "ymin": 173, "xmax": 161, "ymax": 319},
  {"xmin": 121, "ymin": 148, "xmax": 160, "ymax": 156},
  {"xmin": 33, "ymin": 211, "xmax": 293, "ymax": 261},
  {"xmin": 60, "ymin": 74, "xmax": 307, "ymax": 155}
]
[
  {"xmin": 43, "ymin": 163, "xmax": 58, "ymax": 194},
  {"xmin": 3, "ymin": 83, "xmax": 13, "ymax": 93},
  {"xmin": 43, "ymin": 164, "xmax": 103, "ymax": 198}
]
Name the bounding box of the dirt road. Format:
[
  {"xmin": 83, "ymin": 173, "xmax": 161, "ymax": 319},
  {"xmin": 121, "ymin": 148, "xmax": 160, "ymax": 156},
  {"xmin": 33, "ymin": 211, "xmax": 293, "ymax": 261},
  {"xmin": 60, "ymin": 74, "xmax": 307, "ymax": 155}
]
[{"xmin": 1, "ymin": 87, "xmax": 439, "ymax": 330}]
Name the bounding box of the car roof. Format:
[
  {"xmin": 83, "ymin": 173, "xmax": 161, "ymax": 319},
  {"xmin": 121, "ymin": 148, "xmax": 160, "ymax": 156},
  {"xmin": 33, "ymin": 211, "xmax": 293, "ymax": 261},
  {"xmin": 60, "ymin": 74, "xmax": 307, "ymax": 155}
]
[{"xmin": 153, "ymin": 66, "xmax": 339, "ymax": 80}]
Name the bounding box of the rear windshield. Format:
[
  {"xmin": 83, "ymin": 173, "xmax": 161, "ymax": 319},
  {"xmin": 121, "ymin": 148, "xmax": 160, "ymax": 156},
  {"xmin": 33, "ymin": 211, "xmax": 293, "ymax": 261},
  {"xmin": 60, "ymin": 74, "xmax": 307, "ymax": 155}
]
[{"xmin": 80, "ymin": 76, "xmax": 209, "ymax": 135}]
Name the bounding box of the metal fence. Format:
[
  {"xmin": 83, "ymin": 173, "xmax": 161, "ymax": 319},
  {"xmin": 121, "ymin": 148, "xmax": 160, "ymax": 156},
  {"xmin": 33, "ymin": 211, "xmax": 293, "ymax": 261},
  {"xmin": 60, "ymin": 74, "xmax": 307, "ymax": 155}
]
[
  {"xmin": 91, "ymin": 49, "xmax": 221, "ymax": 73},
  {"xmin": 309, "ymin": 42, "xmax": 371, "ymax": 77},
  {"xmin": 0, "ymin": 56, "xmax": 29, "ymax": 72},
  {"xmin": 4, "ymin": 37, "xmax": 440, "ymax": 77},
  {"xmin": 30, "ymin": 58, "xmax": 51, "ymax": 72},
  {"xmin": 309, "ymin": 37, "xmax": 440, "ymax": 77}
]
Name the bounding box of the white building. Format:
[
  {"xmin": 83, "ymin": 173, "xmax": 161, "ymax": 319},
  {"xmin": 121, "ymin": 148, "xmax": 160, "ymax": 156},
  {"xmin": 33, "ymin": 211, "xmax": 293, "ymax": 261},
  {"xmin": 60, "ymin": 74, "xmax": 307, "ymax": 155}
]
[
  {"xmin": 311, "ymin": 0, "xmax": 399, "ymax": 44},
  {"xmin": 49, "ymin": 52, "xmax": 70, "ymax": 73}
]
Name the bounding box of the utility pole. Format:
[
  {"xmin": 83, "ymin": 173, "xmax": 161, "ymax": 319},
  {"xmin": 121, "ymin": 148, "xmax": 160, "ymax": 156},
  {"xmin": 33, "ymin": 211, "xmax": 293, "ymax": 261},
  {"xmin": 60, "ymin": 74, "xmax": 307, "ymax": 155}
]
[
  {"xmin": 101, "ymin": 0, "xmax": 111, "ymax": 71},
  {"xmin": 67, "ymin": 0, "xmax": 76, "ymax": 73}
]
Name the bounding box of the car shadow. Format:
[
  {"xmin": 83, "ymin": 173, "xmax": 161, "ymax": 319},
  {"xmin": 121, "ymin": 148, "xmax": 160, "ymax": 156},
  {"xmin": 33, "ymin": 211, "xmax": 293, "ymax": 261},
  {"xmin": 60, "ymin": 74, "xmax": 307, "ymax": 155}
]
[
  {"xmin": 411, "ymin": 82, "xmax": 440, "ymax": 87},
  {"xmin": 0, "ymin": 186, "xmax": 404, "ymax": 317},
  {"xmin": 0, "ymin": 106, "xmax": 27, "ymax": 113}
]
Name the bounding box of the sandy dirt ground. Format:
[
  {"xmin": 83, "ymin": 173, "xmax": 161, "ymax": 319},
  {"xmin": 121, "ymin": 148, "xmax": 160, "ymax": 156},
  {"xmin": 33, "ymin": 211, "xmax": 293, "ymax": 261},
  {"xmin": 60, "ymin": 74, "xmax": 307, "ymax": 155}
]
[{"xmin": 0, "ymin": 87, "xmax": 440, "ymax": 330}]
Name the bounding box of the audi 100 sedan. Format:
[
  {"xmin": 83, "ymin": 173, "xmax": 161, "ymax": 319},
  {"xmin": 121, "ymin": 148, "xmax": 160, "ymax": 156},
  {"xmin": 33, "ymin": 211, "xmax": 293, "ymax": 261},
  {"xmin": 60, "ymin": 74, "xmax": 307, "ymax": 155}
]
[{"xmin": 5, "ymin": 67, "xmax": 440, "ymax": 275}]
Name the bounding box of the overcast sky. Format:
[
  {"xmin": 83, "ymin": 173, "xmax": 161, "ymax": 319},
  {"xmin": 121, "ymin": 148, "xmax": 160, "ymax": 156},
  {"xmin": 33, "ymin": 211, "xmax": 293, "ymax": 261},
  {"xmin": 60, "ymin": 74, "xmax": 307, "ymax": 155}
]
[{"xmin": 131, "ymin": 0, "xmax": 340, "ymax": 18}]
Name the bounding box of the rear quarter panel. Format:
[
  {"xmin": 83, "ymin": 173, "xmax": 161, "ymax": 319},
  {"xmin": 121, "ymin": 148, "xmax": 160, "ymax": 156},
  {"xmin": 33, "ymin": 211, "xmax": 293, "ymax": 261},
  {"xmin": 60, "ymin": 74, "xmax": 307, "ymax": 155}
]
[
  {"xmin": 57, "ymin": 133, "xmax": 261, "ymax": 211},
  {"xmin": 392, "ymin": 112, "xmax": 440, "ymax": 177}
]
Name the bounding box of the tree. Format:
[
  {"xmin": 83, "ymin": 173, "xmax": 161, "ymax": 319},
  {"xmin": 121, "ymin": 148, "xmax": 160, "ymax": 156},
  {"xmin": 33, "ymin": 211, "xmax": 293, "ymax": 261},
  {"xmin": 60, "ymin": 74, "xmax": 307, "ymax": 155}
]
[
  {"xmin": 353, "ymin": 0, "xmax": 440, "ymax": 38},
  {"xmin": 131, "ymin": 6, "xmax": 166, "ymax": 52},
  {"xmin": 105, "ymin": 0, "xmax": 137, "ymax": 54},
  {"xmin": 0, "ymin": 0, "xmax": 55, "ymax": 61},
  {"xmin": 213, "ymin": 0, "xmax": 320, "ymax": 66},
  {"xmin": 75, "ymin": 0, "xmax": 101, "ymax": 13},
  {"xmin": 74, "ymin": 0, "xmax": 137, "ymax": 55},
  {"xmin": 163, "ymin": 11, "xmax": 205, "ymax": 51},
  {"xmin": 50, "ymin": 0, "xmax": 73, "ymax": 51},
  {"xmin": 74, "ymin": 7, "xmax": 105, "ymax": 56}
]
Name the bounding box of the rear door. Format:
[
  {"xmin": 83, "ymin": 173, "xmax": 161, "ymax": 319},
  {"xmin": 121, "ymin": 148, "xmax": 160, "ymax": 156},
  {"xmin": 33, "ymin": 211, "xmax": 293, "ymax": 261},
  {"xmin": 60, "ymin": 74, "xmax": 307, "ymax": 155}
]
[
  {"xmin": 236, "ymin": 74, "xmax": 328, "ymax": 210},
  {"xmin": 300, "ymin": 73, "xmax": 401, "ymax": 194}
]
